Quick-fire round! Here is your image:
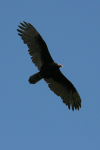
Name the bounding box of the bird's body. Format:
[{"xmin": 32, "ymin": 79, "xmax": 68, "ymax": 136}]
[
  {"xmin": 17, "ymin": 21, "xmax": 81, "ymax": 111},
  {"xmin": 40, "ymin": 63, "xmax": 60, "ymax": 78},
  {"xmin": 29, "ymin": 62, "xmax": 59, "ymax": 84}
]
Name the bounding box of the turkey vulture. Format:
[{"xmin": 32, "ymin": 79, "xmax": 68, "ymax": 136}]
[{"xmin": 17, "ymin": 21, "xmax": 81, "ymax": 111}]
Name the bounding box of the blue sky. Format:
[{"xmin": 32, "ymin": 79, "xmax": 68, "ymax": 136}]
[{"xmin": 0, "ymin": 0, "xmax": 100, "ymax": 150}]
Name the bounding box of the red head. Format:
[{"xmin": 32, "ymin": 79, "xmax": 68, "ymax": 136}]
[{"xmin": 57, "ymin": 63, "xmax": 63, "ymax": 68}]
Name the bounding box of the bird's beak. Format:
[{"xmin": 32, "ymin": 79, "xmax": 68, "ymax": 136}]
[{"xmin": 58, "ymin": 63, "xmax": 63, "ymax": 67}]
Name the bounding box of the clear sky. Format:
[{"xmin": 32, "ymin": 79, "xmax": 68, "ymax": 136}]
[{"xmin": 0, "ymin": 0, "xmax": 100, "ymax": 150}]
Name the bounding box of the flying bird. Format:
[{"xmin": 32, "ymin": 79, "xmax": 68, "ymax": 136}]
[{"xmin": 17, "ymin": 21, "xmax": 81, "ymax": 111}]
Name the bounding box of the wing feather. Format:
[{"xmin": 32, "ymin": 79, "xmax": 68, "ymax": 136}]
[
  {"xmin": 17, "ymin": 21, "xmax": 54, "ymax": 70},
  {"xmin": 44, "ymin": 70, "xmax": 81, "ymax": 110}
]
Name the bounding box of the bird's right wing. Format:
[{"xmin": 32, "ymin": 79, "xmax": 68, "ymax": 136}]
[
  {"xmin": 44, "ymin": 70, "xmax": 81, "ymax": 111},
  {"xmin": 17, "ymin": 21, "xmax": 54, "ymax": 70}
]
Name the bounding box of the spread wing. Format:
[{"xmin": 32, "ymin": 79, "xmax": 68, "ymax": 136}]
[
  {"xmin": 44, "ymin": 70, "xmax": 81, "ymax": 111},
  {"xmin": 17, "ymin": 21, "xmax": 54, "ymax": 70}
]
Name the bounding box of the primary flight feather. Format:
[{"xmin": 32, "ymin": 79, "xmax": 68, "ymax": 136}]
[{"xmin": 17, "ymin": 21, "xmax": 81, "ymax": 111}]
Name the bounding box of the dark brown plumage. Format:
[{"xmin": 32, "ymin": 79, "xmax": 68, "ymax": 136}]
[{"xmin": 17, "ymin": 21, "xmax": 81, "ymax": 111}]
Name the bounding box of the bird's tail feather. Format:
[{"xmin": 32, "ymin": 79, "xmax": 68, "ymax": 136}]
[{"xmin": 29, "ymin": 72, "xmax": 42, "ymax": 84}]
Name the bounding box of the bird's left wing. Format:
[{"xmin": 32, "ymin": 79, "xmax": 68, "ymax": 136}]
[
  {"xmin": 17, "ymin": 21, "xmax": 54, "ymax": 70},
  {"xmin": 44, "ymin": 70, "xmax": 81, "ymax": 111}
]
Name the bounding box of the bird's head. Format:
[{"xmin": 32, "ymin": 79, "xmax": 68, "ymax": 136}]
[{"xmin": 57, "ymin": 63, "xmax": 63, "ymax": 68}]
